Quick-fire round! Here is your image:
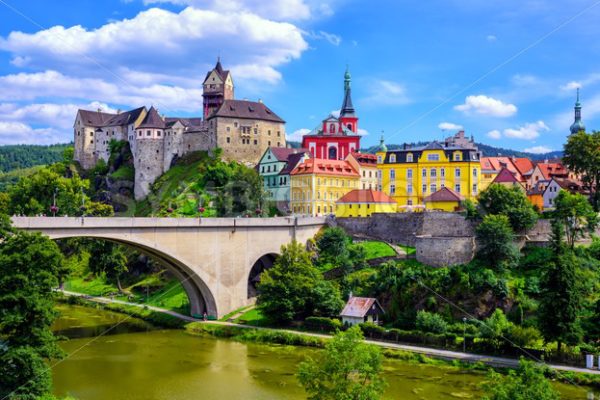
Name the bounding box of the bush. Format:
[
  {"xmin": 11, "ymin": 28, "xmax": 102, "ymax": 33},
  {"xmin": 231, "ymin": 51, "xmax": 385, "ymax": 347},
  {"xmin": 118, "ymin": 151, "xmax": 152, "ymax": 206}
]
[
  {"xmin": 507, "ymin": 325, "xmax": 542, "ymax": 348},
  {"xmin": 415, "ymin": 310, "xmax": 448, "ymax": 334},
  {"xmin": 359, "ymin": 322, "xmax": 386, "ymax": 338},
  {"xmin": 304, "ymin": 316, "xmax": 342, "ymax": 333}
]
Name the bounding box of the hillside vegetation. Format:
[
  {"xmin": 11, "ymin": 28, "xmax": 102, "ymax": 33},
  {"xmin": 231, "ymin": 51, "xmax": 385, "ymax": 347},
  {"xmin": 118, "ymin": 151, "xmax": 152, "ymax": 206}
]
[{"xmin": 0, "ymin": 143, "xmax": 71, "ymax": 172}]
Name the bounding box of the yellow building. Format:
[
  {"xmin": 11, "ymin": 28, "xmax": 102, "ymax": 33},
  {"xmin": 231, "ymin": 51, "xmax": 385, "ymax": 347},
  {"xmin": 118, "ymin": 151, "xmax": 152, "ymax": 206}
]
[
  {"xmin": 290, "ymin": 158, "xmax": 360, "ymax": 216},
  {"xmin": 376, "ymin": 139, "xmax": 482, "ymax": 208},
  {"xmin": 345, "ymin": 152, "xmax": 379, "ymax": 190},
  {"xmin": 335, "ymin": 189, "xmax": 397, "ymax": 217},
  {"xmin": 424, "ymin": 187, "xmax": 464, "ymax": 212}
]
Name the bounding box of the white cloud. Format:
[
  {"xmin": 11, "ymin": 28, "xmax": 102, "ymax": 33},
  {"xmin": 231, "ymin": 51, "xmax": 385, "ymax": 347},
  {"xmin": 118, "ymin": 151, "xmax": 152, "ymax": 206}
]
[
  {"xmin": 454, "ymin": 95, "xmax": 517, "ymax": 117},
  {"xmin": 361, "ymin": 79, "xmax": 410, "ymax": 106},
  {"xmin": 142, "ymin": 0, "xmax": 313, "ymax": 21},
  {"xmin": 0, "ymin": 122, "xmax": 63, "ymax": 145},
  {"xmin": 524, "ymin": 145, "xmax": 553, "ymax": 154},
  {"xmin": 487, "ymin": 129, "xmax": 502, "ymax": 139},
  {"xmin": 486, "ymin": 35, "xmax": 497, "ymax": 42},
  {"xmin": 504, "ymin": 121, "xmax": 549, "ymax": 140},
  {"xmin": 438, "ymin": 122, "xmax": 463, "ymax": 131},
  {"xmin": 307, "ymin": 30, "xmax": 342, "ymax": 46},
  {"xmin": 357, "ymin": 128, "xmax": 369, "ymax": 136},
  {"xmin": 287, "ymin": 128, "xmax": 310, "ymax": 142},
  {"xmin": 560, "ymin": 74, "xmax": 600, "ymax": 91},
  {"xmin": 0, "ymin": 7, "xmax": 308, "ymax": 85},
  {"xmin": 561, "ymin": 81, "xmax": 582, "ymax": 91}
]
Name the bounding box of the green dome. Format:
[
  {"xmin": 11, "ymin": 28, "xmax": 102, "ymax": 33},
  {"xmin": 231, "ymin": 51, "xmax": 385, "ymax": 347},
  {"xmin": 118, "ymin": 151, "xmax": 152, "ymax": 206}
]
[{"xmin": 378, "ymin": 135, "xmax": 387, "ymax": 152}]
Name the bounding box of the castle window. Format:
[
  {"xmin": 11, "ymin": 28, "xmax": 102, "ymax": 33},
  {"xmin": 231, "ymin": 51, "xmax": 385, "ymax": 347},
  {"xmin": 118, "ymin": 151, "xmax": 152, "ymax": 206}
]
[
  {"xmin": 226, "ymin": 137, "xmax": 231, "ymax": 143},
  {"xmin": 227, "ymin": 127, "xmax": 230, "ymax": 132},
  {"xmin": 90, "ymin": 132, "xmax": 94, "ymax": 137},
  {"xmin": 268, "ymin": 141, "xmax": 271, "ymax": 146},
  {"xmin": 147, "ymin": 131, "xmax": 151, "ymax": 136},
  {"xmin": 277, "ymin": 131, "xmax": 281, "ymax": 137},
  {"xmin": 156, "ymin": 150, "xmax": 159, "ymax": 154},
  {"xmin": 234, "ymin": 122, "xmax": 238, "ymax": 128},
  {"xmin": 277, "ymin": 142, "xmax": 280, "ymax": 146},
  {"xmin": 139, "ymin": 132, "xmax": 142, "ymax": 137},
  {"xmin": 77, "ymin": 131, "xmax": 80, "ymax": 136},
  {"xmin": 254, "ymin": 139, "xmax": 258, "ymax": 145},
  {"xmin": 157, "ymin": 132, "xmax": 161, "ymax": 136},
  {"xmin": 90, "ymin": 140, "xmax": 94, "ymax": 144},
  {"xmin": 268, "ymin": 130, "xmax": 271, "ymax": 135},
  {"xmin": 254, "ymin": 128, "xmax": 258, "ymax": 135}
]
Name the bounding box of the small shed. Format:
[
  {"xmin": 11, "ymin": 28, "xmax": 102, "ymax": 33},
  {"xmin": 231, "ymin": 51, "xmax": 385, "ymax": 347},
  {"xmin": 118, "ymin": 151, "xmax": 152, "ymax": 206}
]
[{"xmin": 339, "ymin": 296, "xmax": 384, "ymax": 326}]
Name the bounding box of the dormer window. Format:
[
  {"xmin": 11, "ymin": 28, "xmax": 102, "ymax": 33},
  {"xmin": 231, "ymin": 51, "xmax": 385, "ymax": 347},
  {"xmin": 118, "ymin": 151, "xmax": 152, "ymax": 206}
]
[
  {"xmin": 329, "ymin": 124, "xmax": 335, "ymax": 133},
  {"xmin": 389, "ymin": 154, "xmax": 396, "ymax": 163},
  {"xmin": 407, "ymin": 153, "xmax": 413, "ymax": 162}
]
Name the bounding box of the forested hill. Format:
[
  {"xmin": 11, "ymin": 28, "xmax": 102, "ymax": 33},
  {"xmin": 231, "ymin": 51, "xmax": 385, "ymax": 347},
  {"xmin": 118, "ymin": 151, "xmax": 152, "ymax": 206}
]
[{"xmin": 0, "ymin": 143, "xmax": 72, "ymax": 172}]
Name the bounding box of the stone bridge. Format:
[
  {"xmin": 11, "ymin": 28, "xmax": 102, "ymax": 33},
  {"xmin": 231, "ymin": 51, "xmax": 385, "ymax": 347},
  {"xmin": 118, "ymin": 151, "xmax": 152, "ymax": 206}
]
[{"xmin": 12, "ymin": 216, "xmax": 326, "ymax": 318}]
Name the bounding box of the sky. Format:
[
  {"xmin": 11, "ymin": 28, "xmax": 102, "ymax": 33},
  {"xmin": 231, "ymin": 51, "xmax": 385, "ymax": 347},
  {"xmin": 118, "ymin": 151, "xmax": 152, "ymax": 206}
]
[{"xmin": 0, "ymin": 0, "xmax": 599, "ymax": 153}]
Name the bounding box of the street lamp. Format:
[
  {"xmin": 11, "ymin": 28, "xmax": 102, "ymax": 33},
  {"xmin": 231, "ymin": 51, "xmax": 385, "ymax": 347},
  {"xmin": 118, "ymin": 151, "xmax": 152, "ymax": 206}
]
[
  {"xmin": 463, "ymin": 317, "xmax": 467, "ymax": 353},
  {"xmin": 80, "ymin": 187, "xmax": 86, "ymax": 217},
  {"xmin": 50, "ymin": 188, "xmax": 59, "ymax": 217}
]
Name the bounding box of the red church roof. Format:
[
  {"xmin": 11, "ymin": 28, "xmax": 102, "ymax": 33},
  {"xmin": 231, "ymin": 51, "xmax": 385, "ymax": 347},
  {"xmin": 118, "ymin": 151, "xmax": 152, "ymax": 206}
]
[{"xmin": 290, "ymin": 158, "xmax": 359, "ymax": 177}]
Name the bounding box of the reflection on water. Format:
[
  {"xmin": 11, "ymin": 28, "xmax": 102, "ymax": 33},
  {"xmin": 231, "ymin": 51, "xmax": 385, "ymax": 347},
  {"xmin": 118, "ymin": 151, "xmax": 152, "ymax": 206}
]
[{"xmin": 52, "ymin": 305, "xmax": 593, "ymax": 400}]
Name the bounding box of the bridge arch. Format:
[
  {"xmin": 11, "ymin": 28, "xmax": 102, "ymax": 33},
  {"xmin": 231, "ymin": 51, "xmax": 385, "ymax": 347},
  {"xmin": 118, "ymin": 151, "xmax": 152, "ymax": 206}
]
[
  {"xmin": 247, "ymin": 253, "xmax": 278, "ymax": 298},
  {"xmin": 53, "ymin": 234, "xmax": 218, "ymax": 318}
]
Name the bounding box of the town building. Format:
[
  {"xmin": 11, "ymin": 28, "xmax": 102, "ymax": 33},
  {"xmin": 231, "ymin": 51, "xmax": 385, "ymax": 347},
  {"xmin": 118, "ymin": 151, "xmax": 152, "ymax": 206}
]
[
  {"xmin": 335, "ymin": 189, "xmax": 397, "ymax": 217},
  {"xmin": 345, "ymin": 152, "xmax": 379, "ymax": 190},
  {"xmin": 423, "ymin": 187, "xmax": 465, "ymax": 212},
  {"xmin": 302, "ymin": 68, "xmax": 361, "ymax": 160},
  {"xmin": 528, "ymin": 161, "xmax": 570, "ymax": 190},
  {"xmin": 491, "ymin": 167, "xmax": 525, "ymax": 191},
  {"xmin": 290, "ymin": 158, "xmax": 360, "ymax": 216},
  {"xmin": 340, "ymin": 296, "xmax": 384, "ymax": 326},
  {"xmin": 74, "ymin": 59, "xmax": 286, "ymax": 199},
  {"xmin": 376, "ymin": 133, "xmax": 482, "ymax": 208},
  {"xmin": 479, "ymin": 157, "xmax": 526, "ymax": 191},
  {"xmin": 527, "ymin": 180, "xmax": 547, "ymax": 210},
  {"xmin": 257, "ymin": 147, "xmax": 310, "ymax": 212}
]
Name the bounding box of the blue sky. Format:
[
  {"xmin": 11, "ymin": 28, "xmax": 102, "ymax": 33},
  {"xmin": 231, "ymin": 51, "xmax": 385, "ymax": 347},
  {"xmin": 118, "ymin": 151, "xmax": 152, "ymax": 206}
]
[{"xmin": 0, "ymin": 0, "xmax": 598, "ymax": 153}]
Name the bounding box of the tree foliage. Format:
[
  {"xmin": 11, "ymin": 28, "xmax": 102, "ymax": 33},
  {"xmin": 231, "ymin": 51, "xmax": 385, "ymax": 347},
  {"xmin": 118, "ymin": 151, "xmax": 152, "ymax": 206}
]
[
  {"xmin": 481, "ymin": 359, "xmax": 560, "ymax": 400},
  {"xmin": 257, "ymin": 241, "xmax": 343, "ymax": 324},
  {"xmin": 88, "ymin": 241, "xmax": 129, "ymax": 291},
  {"xmin": 0, "ymin": 143, "xmax": 70, "ymax": 173},
  {"xmin": 552, "ymin": 190, "xmax": 598, "ymax": 249},
  {"xmin": 298, "ymin": 326, "xmax": 386, "ymax": 400},
  {"xmin": 476, "ymin": 214, "xmax": 519, "ymax": 270},
  {"xmin": 478, "ymin": 184, "xmax": 538, "ymax": 232},
  {"xmin": 563, "ymin": 130, "xmax": 600, "ymax": 210}
]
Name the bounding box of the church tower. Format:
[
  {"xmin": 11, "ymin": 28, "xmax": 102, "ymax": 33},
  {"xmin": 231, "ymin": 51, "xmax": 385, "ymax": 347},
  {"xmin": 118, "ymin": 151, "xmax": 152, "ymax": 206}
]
[
  {"xmin": 202, "ymin": 58, "xmax": 234, "ymax": 119},
  {"xmin": 339, "ymin": 66, "xmax": 358, "ymax": 133},
  {"xmin": 569, "ymin": 88, "xmax": 585, "ymax": 134}
]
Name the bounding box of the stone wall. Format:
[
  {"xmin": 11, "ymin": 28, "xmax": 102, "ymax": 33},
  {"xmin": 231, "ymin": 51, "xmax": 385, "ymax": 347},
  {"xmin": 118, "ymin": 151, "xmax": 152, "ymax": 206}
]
[
  {"xmin": 134, "ymin": 139, "xmax": 165, "ymax": 200},
  {"xmin": 415, "ymin": 236, "xmax": 475, "ymax": 267}
]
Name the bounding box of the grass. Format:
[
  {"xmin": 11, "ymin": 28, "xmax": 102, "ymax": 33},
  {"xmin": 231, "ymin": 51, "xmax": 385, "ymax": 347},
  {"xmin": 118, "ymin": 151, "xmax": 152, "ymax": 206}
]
[
  {"xmin": 234, "ymin": 308, "xmax": 270, "ymax": 326},
  {"xmin": 219, "ymin": 304, "xmax": 254, "ymax": 321},
  {"xmin": 110, "ymin": 165, "xmax": 135, "ymax": 181},
  {"xmin": 355, "ymin": 240, "xmax": 397, "ymax": 259},
  {"xmin": 398, "ymin": 245, "xmax": 416, "ymax": 255}
]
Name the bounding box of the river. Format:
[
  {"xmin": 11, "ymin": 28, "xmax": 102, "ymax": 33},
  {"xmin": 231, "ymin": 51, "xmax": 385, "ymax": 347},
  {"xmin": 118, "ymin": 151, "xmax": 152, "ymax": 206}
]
[{"xmin": 52, "ymin": 304, "xmax": 594, "ymax": 399}]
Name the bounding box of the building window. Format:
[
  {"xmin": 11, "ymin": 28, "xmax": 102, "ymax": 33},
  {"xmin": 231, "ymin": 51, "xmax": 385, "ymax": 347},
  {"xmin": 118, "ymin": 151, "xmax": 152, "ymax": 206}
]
[
  {"xmin": 390, "ymin": 169, "xmax": 396, "ymax": 180},
  {"xmin": 422, "ymin": 169, "xmax": 427, "ymax": 178},
  {"xmin": 430, "ymin": 183, "xmax": 437, "ymax": 193},
  {"xmin": 455, "ymin": 168, "xmax": 461, "ymax": 177},
  {"xmin": 157, "ymin": 131, "xmax": 161, "ymax": 137},
  {"xmin": 226, "ymin": 137, "xmax": 231, "ymax": 143},
  {"xmin": 472, "ymin": 183, "xmax": 478, "ymax": 194},
  {"xmin": 427, "ymin": 154, "xmax": 440, "ymax": 161},
  {"xmin": 407, "ymin": 169, "xmax": 413, "ymax": 179},
  {"xmin": 422, "ymin": 184, "xmax": 427, "ymax": 193},
  {"xmin": 138, "ymin": 132, "xmax": 142, "ymax": 137},
  {"xmin": 473, "ymin": 168, "xmax": 478, "ymax": 177},
  {"xmin": 254, "ymin": 128, "xmax": 258, "ymax": 135},
  {"xmin": 268, "ymin": 141, "xmax": 271, "ymax": 146},
  {"xmin": 455, "ymin": 183, "xmax": 461, "ymax": 193},
  {"xmin": 261, "ymin": 166, "xmax": 264, "ymax": 173},
  {"xmin": 441, "ymin": 168, "xmax": 445, "ymax": 178},
  {"xmin": 147, "ymin": 130, "xmax": 151, "ymax": 136},
  {"xmin": 390, "ymin": 154, "xmax": 396, "ymax": 163},
  {"xmin": 226, "ymin": 126, "xmax": 230, "ymax": 132},
  {"xmin": 254, "ymin": 139, "xmax": 258, "ymax": 145},
  {"xmin": 407, "ymin": 199, "xmax": 413, "ymax": 206},
  {"xmin": 390, "ymin": 184, "xmax": 396, "ymax": 195},
  {"xmin": 377, "ymin": 155, "xmax": 382, "ymax": 163},
  {"xmin": 407, "ymin": 153, "xmax": 413, "ymax": 162},
  {"xmin": 407, "ymin": 183, "xmax": 413, "ymax": 194},
  {"xmin": 430, "ymin": 168, "xmax": 436, "ymax": 178},
  {"xmin": 234, "ymin": 122, "xmax": 238, "ymax": 127},
  {"xmin": 454, "ymin": 152, "xmax": 461, "ymax": 161}
]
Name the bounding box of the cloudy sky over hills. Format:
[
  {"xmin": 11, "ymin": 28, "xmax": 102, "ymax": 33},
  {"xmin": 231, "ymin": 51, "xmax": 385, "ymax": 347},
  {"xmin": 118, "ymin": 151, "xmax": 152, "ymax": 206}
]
[{"xmin": 0, "ymin": 0, "xmax": 598, "ymax": 152}]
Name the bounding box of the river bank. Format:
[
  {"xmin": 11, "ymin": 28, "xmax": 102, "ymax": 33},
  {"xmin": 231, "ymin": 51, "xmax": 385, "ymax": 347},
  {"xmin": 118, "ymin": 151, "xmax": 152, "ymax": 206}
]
[{"xmin": 53, "ymin": 304, "xmax": 592, "ymax": 400}]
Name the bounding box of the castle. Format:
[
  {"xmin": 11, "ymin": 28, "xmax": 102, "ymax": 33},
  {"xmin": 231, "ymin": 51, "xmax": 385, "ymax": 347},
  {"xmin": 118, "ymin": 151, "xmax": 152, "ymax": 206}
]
[{"xmin": 73, "ymin": 59, "xmax": 286, "ymax": 199}]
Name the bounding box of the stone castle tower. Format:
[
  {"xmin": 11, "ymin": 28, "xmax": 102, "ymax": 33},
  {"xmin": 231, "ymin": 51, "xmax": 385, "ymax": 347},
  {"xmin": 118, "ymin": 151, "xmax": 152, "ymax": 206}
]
[{"xmin": 202, "ymin": 58, "xmax": 234, "ymax": 119}]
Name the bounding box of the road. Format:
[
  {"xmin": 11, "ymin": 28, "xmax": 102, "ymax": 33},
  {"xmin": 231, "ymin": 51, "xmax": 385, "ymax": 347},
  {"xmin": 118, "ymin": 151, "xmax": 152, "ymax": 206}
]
[{"xmin": 58, "ymin": 289, "xmax": 600, "ymax": 376}]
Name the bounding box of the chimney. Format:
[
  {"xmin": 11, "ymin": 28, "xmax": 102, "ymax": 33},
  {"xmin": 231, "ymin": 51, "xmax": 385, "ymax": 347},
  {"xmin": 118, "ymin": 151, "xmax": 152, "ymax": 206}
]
[{"xmin": 258, "ymin": 98, "xmax": 263, "ymax": 103}]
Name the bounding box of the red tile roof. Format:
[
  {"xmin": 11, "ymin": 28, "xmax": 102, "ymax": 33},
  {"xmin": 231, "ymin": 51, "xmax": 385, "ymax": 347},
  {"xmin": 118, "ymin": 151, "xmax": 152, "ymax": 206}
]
[
  {"xmin": 512, "ymin": 157, "xmax": 535, "ymax": 176},
  {"xmin": 480, "ymin": 157, "xmax": 524, "ymax": 181},
  {"xmin": 340, "ymin": 297, "xmax": 383, "ymax": 318},
  {"xmin": 536, "ymin": 162, "xmax": 568, "ymax": 180},
  {"xmin": 424, "ymin": 187, "xmax": 464, "ymax": 202},
  {"xmin": 492, "ymin": 167, "xmax": 520, "ymax": 183},
  {"xmin": 290, "ymin": 158, "xmax": 359, "ymax": 177},
  {"xmin": 348, "ymin": 152, "xmax": 378, "ymax": 166},
  {"xmin": 269, "ymin": 147, "xmax": 306, "ymax": 162},
  {"xmin": 337, "ymin": 189, "xmax": 396, "ymax": 204}
]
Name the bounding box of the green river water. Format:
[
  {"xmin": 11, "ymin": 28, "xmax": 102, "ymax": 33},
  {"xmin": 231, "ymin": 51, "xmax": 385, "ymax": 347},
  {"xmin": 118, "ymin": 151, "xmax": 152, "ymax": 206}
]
[{"xmin": 52, "ymin": 304, "xmax": 595, "ymax": 399}]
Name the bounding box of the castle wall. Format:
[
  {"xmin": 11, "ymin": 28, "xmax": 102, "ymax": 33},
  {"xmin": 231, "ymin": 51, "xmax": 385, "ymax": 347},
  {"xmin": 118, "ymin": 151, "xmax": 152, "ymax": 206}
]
[
  {"xmin": 212, "ymin": 117, "xmax": 286, "ymax": 164},
  {"xmin": 134, "ymin": 136, "xmax": 166, "ymax": 200}
]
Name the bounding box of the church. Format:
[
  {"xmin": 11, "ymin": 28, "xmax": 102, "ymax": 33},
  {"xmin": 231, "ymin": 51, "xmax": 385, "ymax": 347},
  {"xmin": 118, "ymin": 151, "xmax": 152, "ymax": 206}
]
[
  {"xmin": 301, "ymin": 67, "xmax": 361, "ymax": 160},
  {"xmin": 73, "ymin": 59, "xmax": 286, "ymax": 199}
]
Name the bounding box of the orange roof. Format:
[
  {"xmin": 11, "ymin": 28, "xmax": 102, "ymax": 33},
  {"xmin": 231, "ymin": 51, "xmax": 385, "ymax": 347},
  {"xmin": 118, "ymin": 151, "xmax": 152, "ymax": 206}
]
[
  {"xmin": 536, "ymin": 162, "xmax": 568, "ymax": 180},
  {"xmin": 348, "ymin": 152, "xmax": 378, "ymax": 166},
  {"xmin": 290, "ymin": 158, "xmax": 359, "ymax": 177},
  {"xmin": 337, "ymin": 189, "xmax": 396, "ymax": 204},
  {"xmin": 512, "ymin": 157, "xmax": 535, "ymax": 176},
  {"xmin": 480, "ymin": 157, "xmax": 524, "ymax": 181},
  {"xmin": 492, "ymin": 167, "xmax": 520, "ymax": 183}
]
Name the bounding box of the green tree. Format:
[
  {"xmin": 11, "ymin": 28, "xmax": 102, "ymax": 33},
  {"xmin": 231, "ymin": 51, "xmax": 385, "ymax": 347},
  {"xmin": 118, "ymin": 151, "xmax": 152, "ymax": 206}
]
[
  {"xmin": 552, "ymin": 190, "xmax": 598, "ymax": 249},
  {"xmin": 311, "ymin": 280, "xmax": 345, "ymax": 318},
  {"xmin": 0, "ymin": 229, "xmax": 65, "ymax": 399},
  {"xmin": 476, "ymin": 214, "xmax": 519, "ymax": 270},
  {"xmin": 478, "ymin": 184, "xmax": 538, "ymax": 232},
  {"xmin": 88, "ymin": 241, "xmax": 129, "ymax": 291},
  {"xmin": 316, "ymin": 227, "xmax": 351, "ymax": 262},
  {"xmin": 563, "ymin": 130, "xmax": 600, "ymax": 210},
  {"xmin": 415, "ymin": 310, "xmax": 448, "ymax": 334},
  {"xmin": 298, "ymin": 326, "xmax": 386, "ymax": 400},
  {"xmin": 478, "ymin": 309, "xmax": 513, "ymax": 349},
  {"xmin": 538, "ymin": 221, "xmax": 583, "ymax": 351},
  {"xmin": 481, "ymin": 359, "xmax": 560, "ymax": 400}
]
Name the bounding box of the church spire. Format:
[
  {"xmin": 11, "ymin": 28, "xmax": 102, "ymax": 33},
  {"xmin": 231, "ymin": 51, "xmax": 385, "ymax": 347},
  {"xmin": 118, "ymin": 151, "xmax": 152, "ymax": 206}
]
[
  {"xmin": 570, "ymin": 88, "xmax": 585, "ymax": 134},
  {"xmin": 340, "ymin": 66, "xmax": 355, "ymax": 117}
]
